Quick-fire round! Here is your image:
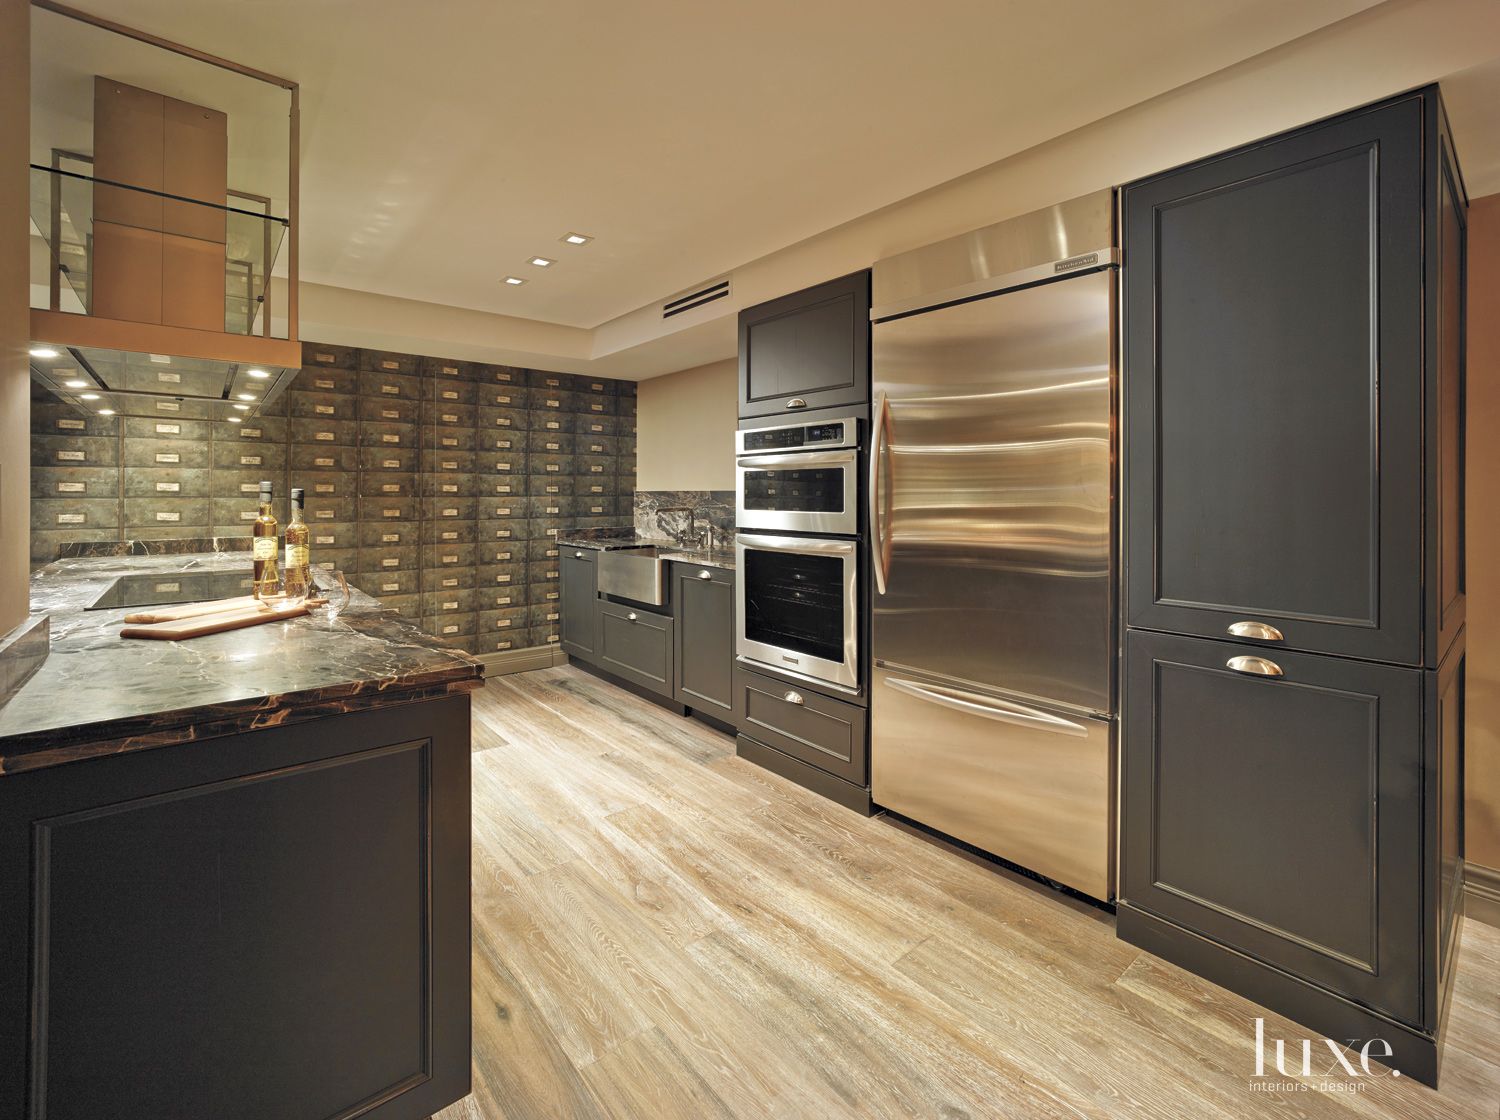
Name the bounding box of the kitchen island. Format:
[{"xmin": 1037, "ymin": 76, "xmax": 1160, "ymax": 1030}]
[{"xmin": 0, "ymin": 550, "xmax": 480, "ymax": 1120}]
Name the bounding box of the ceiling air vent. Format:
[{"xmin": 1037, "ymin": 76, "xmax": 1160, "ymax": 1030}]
[{"xmin": 661, "ymin": 277, "xmax": 730, "ymax": 319}]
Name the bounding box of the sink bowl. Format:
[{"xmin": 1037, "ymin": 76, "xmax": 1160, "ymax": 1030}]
[{"xmin": 597, "ymin": 546, "xmax": 668, "ymax": 606}]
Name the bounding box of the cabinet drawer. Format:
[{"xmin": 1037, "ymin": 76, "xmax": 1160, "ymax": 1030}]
[
  {"xmin": 1122, "ymin": 629, "xmax": 1422, "ymax": 1024},
  {"xmin": 302, "ymin": 342, "xmax": 357, "ymax": 369},
  {"xmin": 596, "ymin": 601, "xmax": 672, "ymax": 696},
  {"xmin": 296, "ymin": 365, "xmax": 358, "ymax": 393},
  {"xmin": 735, "ymin": 665, "xmax": 866, "ymax": 784}
]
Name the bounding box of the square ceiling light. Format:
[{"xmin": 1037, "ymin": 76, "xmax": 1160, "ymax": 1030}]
[{"xmin": 560, "ymin": 232, "xmax": 592, "ymax": 245}]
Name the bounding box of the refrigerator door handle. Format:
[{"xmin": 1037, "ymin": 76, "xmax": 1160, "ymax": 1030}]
[
  {"xmin": 884, "ymin": 676, "xmax": 1090, "ymax": 737},
  {"xmin": 869, "ymin": 391, "xmax": 893, "ymax": 594}
]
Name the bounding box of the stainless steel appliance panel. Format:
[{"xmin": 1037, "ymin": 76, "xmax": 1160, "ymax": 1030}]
[
  {"xmin": 870, "ymin": 269, "xmax": 1113, "ymax": 714},
  {"xmin": 870, "ymin": 189, "xmax": 1115, "ymax": 320},
  {"xmin": 736, "ymin": 533, "xmax": 859, "ymax": 692},
  {"xmin": 736, "ymin": 448, "xmax": 859, "ymax": 536},
  {"xmin": 871, "ymin": 664, "xmax": 1113, "ymax": 899}
]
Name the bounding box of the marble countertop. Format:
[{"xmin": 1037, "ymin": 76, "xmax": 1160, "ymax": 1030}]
[
  {"xmin": 0, "ymin": 552, "xmax": 483, "ymax": 775},
  {"xmin": 557, "ymin": 526, "xmax": 736, "ymax": 570}
]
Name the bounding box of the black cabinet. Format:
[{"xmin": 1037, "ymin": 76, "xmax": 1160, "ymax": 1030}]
[
  {"xmin": 559, "ymin": 547, "xmax": 597, "ymax": 660},
  {"xmin": 0, "ymin": 698, "xmax": 472, "ymax": 1120},
  {"xmin": 1119, "ymin": 85, "xmax": 1467, "ymax": 1087},
  {"xmin": 739, "ymin": 271, "xmax": 870, "ymax": 419},
  {"xmin": 1121, "ymin": 630, "xmax": 1423, "ymax": 1022},
  {"xmin": 596, "ymin": 600, "xmax": 674, "ymax": 698},
  {"xmin": 672, "ymin": 563, "xmax": 737, "ymax": 722},
  {"xmin": 1123, "ymin": 94, "xmax": 1431, "ymax": 666}
]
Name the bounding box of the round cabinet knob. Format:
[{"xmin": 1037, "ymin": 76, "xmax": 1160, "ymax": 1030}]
[
  {"xmin": 783, "ymin": 690, "xmax": 805, "ymax": 705},
  {"xmin": 627, "ymin": 612, "xmax": 638, "ymax": 621},
  {"xmin": 698, "ymin": 570, "xmax": 712, "ymax": 580},
  {"xmin": 574, "ymin": 550, "xmax": 585, "ymax": 558}
]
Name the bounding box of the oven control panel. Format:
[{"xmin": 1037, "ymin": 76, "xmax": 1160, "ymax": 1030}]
[{"xmin": 737, "ymin": 417, "xmax": 859, "ymax": 455}]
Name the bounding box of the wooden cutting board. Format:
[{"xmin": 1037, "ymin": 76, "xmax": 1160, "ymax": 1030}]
[{"xmin": 120, "ymin": 599, "xmax": 313, "ymax": 640}]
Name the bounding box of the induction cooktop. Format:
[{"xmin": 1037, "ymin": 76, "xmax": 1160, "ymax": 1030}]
[{"xmin": 86, "ymin": 568, "xmax": 258, "ymax": 611}]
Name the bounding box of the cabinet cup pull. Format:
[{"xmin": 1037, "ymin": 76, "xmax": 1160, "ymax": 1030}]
[
  {"xmin": 627, "ymin": 612, "xmax": 638, "ymax": 621},
  {"xmin": 698, "ymin": 570, "xmax": 712, "ymax": 580},
  {"xmin": 783, "ymin": 690, "xmax": 805, "ymax": 705},
  {"xmin": 1226, "ymin": 656, "xmax": 1283, "ymax": 677},
  {"xmin": 1228, "ymin": 620, "xmax": 1284, "ymax": 641},
  {"xmin": 785, "ymin": 397, "xmax": 807, "ymax": 410},
  {"xmin": 574, "ymin": 550, "xmax": 585, "ymax": 558}
]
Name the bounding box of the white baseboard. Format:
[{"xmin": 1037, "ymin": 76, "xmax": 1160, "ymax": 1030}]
[
  {"xmin": 477, "ymin": 644, "xmax": 568, "ymax": 676},
  {"xmin": 1466, "ymin": 861, "xmax": 1500, "ymax": 929}
]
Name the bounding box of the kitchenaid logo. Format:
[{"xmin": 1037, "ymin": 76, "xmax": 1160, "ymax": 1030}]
[
  {"xmin": 1055, "ymin": 252, "xmax": 1099, "ymax": 273},
  {"xmin": 1249, "ymin": 1019, "xmax": 1399, "ymax": 1093}
]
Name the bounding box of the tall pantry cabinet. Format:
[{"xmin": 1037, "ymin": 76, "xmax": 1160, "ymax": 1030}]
[{"xmin": 1118, "ymin": 86, "xmax": 1466, "ymax": 1086}]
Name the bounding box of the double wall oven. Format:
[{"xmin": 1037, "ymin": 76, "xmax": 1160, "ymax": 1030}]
[{"xmin": 735, "ymin": 417, "xmax": 863, "ymax": 693}]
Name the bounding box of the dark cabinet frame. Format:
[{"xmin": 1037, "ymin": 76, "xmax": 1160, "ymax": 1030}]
[
  {"xmin": 738, "ymin": 271, "xmax": 871, "ymax": 420},
  {"xmin": 671, "ymin": 563, "xmax": 738, "ymax": 723},
  {"xmin": 558, "ymin": 548, "xmax": 597, "ymax": 660}
]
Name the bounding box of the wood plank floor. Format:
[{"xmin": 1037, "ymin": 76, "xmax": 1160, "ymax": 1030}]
[{"xmin": 438, "ymin": 666, "xmax": 1500, "ymax": 1120}]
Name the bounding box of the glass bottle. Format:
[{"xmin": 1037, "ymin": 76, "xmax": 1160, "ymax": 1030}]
[
  {"xmin": 282, "ymin": 487, "xmax": 312, "ymax": 601},
  {"xmin": 252, "ymin": 480, "xmax": 282, "ymax": 599}
]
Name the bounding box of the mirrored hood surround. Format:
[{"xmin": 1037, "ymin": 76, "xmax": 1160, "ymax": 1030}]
[{"xmin": 29, "ymin": 345, "xmax": 293, "ymax": 420}]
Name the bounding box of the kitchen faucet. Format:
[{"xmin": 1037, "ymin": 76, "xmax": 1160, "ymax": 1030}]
[{"xmin": 657, "ymin": 506, "xmax": 713, "ymax": 552}]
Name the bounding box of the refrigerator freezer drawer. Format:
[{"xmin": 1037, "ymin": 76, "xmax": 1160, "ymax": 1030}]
[{"xmin": 871, "ymin": 665, "xmax": 1113, "ymax": 899}]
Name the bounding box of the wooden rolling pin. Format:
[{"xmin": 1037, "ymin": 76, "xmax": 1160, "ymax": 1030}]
[
  {"xmin": 123, "ymin": 594, "xmax": 327, "ymax": 626},
  {"xmin": 120, "ymin": 598, "xmax": 315, "ymax": 640}
]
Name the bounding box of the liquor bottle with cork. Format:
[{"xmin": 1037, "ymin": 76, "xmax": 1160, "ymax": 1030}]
[
  {"xmin": 252, "ymin": 480, "xmax": 282, "ymax": 599},
  {"xmin": 282, "ymin": 487, "xmax": 312, "ymax": 600}
]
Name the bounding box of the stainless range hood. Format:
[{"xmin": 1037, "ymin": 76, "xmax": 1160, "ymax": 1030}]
[{"xmin": 28, "ymin": 345, "xmax": 292, "ymax": 421}]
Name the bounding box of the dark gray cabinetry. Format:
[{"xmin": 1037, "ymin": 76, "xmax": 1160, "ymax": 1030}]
[
  {"xmin": 559, "ymin": 547, "xmax": 597, "ymax": 660},
  {"xmin": 672, "ymin": 563, "xmax": 737, "ymax": 721},
  {"xmin": 1122, "ymin": 631, "xmax": 1422, "ymax": 1021},
  {"xmin": 0, "ymin": 697, "xmax": 471, "ymax": 1120},
  {"xmin": 1123, "ymin": 94, "xmax": 1431, "ymax": 665},
  {"xmin": 597, "ymin": 600, "xmax": 674, "ymax": 698},
  {"xmin": 1119, "ymin": 86, "xmax": 1466, "ymax": 1087},
  {"xmin": 738, "ymin": 271, "xmax": 870, "ymax": 419},
  {"xmin": 734, "ymin": 664, "xmax": 868, "ymax": 786}
]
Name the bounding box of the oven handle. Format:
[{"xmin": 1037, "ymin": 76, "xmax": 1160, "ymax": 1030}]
[
  {"xmin": 869, "ymin": 391, "xmax": 893, "ymax": 595},
  {"xmin": 736, "ymin": 449, "xmax": 858, "ymax": 470}
]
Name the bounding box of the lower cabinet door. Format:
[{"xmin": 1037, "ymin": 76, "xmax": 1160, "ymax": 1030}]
[
  {"xmin": 672, "ymin": 564, "xmax": 736, "ymax": 720},
  {"xmin": 1122, "ymin": 630, "xmax": 1423, "ymax": 1024},
  {"xmin": 559, "ymin": 550, "xmax": 597, "ymax": 660},
  {"xmin": 597, "ymin": 601, "xmax": 673, "ymax": 697}
]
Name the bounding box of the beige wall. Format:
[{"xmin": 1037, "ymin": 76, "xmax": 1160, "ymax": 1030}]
[
  {"xmin": 636, "ymin": 359, "xmax": 737, "ymax": 492},
  {"xmin": 0, "ymin": 0, "xmax": 29, "ymax": 635},
  {"xmin": 1467, "ymin": 193, "xmax": 1500, "ymax": 872}
]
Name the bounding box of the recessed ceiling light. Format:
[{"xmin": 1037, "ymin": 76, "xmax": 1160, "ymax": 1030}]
[
  {"xmin": 64, "ymin": 379, "xmax": 87, "ymax": 389},
  {"xmin": 97, "ymin": 409, "xmax": 115, "ymax": 416},
  {"xmin": 233, "ymin": 403, "xmax": 250, "ymax": 411},
  {"xmin": 29, "ymin": 347, "xmax": 58, "ymax": 358},
  {"xmin": 80, "ymin": 393, "xmax": 99, "ymax": 400},
  {"xmin": 561, "ymin": 232, "xmax": 592, "ymax": 245},
  {"xmin": 502, "ymin": 276, "xmax": 526, "ymax": 285},
  {"xmin": 236, "ymin": 392, "xmax": 255, "ymax": 400},
  {"xmin": 529, "ymin": 256, "xmax": 555, "ymax": 268},
  {"xmin": 247, "ymin": 368, "xmax": 270, "ymax": 379},
  {"xmin": 227, "ymin": 416, "xmax": 242, "ymax": 423}
]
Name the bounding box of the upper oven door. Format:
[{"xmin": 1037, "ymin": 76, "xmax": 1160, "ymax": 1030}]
[
  {"xmin": 736, "ymin": 533, "xmax": 860, "ymax": 692},
  {"xmin": 736, "ymin": 448, "xmax": 859, "ymax": 535}
]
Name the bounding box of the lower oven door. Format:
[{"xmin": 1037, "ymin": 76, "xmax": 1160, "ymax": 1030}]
[
  {"xmin": 736, "ymin": 533, "xmax": 859, "ymax": 691},
  {"xmin": 736, "ymin": 449, "xmax": 859, "ymax": 535}
]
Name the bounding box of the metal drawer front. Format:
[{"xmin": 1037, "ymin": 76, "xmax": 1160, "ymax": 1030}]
[{"xmin": 871, "ymin": 665, "xmax": 1112, "ymax": 899}]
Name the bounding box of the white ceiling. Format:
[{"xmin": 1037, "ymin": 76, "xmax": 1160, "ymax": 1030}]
[{"xmin": 51, "ymin": 0, "xmax": 1396, "ymax": 333}]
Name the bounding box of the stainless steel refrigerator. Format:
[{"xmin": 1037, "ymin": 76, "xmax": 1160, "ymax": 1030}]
[{"xmin": 868, "ymin": 190, "xmax": 1117, "ymax": 900}]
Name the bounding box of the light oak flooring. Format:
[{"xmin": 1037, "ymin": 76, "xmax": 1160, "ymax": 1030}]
[{"xmin": 438, "ymin": 666, "xmax": 1500, "ymax": 1120}]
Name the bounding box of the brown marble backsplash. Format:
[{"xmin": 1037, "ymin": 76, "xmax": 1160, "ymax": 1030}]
[
  {"xmin": 29, "ymin": 344, "xmax": 638, "ymax": 657},
  {"xmin": 634, "ymin": 491, "xmax": 735, "ymax": 547}
]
